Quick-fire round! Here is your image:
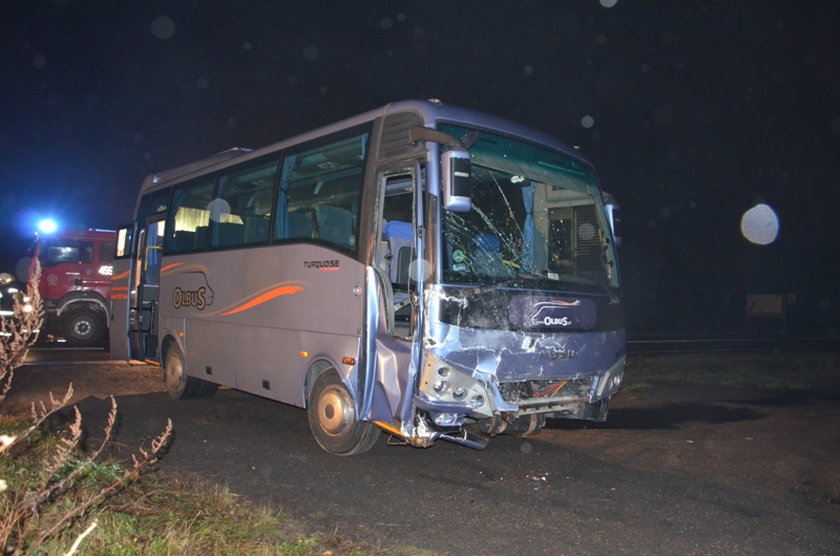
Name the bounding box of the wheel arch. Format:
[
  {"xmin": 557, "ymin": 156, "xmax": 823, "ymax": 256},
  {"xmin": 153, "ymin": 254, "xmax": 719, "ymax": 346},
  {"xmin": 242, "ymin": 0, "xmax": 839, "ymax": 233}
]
[
  {"xmin": 160, "ymin": 333, "xmax": 184, "ymax": 374},
  {"xmin": 303, "ymin": 358, "xmax": 342, "ymax": 409},
  {"xmin": 160, "ymin": 334, "xmax": 182, "ymax": 360},
  {"xmin": 56, "ymin": 291, "xmax": 108, "ymax": 317}
]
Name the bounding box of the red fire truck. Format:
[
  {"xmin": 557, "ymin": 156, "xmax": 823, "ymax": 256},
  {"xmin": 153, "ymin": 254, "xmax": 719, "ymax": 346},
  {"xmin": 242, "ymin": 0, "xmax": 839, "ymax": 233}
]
[{"xmin": 36, "ymin": 229, "xmax": 116, "ymax": 346}]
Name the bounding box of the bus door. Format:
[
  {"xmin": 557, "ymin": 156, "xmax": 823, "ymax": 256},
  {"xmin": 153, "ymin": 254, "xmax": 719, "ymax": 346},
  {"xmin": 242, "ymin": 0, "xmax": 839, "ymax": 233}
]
[
  {"xmin": 362, "ymin": 168, "xmax": 424, "ymax": 424},
  {"xmin": 108, "ymin": 224, "xmax": 134, "ymax": 359},
  {"xmin": 129, "ymin": 218, "xmax": 165, "ymax": 360}
]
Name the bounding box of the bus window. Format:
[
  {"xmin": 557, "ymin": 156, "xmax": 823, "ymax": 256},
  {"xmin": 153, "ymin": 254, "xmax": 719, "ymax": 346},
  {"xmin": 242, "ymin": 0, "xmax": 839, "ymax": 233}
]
[
  {"xmin": 274, "ymin": 130, "xmax": 369, "ymax": 252},
  {"xmin": 211, "ymin": 158, "xmax": 279, "ymax": 248},
  {"xmin": 149, "ymin": 188, "xmax": 171, "ymax": 216},
  {"xmin": 166, "ymin": 178, "xmax": 215, "ymax": 253}
]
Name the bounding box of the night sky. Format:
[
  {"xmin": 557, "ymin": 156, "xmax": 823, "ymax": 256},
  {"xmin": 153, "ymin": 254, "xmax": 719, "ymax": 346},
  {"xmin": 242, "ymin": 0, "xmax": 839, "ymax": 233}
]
[{"xmin": 2, "ymin": 0, "xmax": 838, "ymax": 335}]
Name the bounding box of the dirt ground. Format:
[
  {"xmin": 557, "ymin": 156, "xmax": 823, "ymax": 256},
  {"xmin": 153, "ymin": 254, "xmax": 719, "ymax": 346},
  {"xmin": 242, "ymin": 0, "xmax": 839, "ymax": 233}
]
[
  {"xmin": 3, "ymin": 355, "xmax": 839, "ymax": 517},
  {"xmin": 552, "ymin": 383, "xmax": 840, "ymax": 512},
  {"xmin": 1, "ymin": 360, "xmax": 164, "ymax": 415}
]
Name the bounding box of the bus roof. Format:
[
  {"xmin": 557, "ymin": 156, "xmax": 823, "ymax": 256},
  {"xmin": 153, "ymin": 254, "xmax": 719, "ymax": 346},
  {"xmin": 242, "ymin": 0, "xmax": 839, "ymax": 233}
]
[{"xmin": 138, "ymin": 99, "xmax": 590, "ymax": 196}]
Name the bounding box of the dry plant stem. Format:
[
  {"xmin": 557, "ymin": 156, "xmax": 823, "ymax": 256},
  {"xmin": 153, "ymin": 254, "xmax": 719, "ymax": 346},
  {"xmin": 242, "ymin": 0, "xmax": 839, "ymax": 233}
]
[
  {"xmin": 63, "ymin": 520, "xmax": 97, "ymax": 556},
  {"xmin": 0, "ymin": 257, "xmax": 175, "ymax": 554},
  {"xmin": 34, "ymin": 418, "xmax": 174, "ymax": 547},
  {"xmin": 0, "ymin": 257, "xmax": 43, "ymax": 405}
]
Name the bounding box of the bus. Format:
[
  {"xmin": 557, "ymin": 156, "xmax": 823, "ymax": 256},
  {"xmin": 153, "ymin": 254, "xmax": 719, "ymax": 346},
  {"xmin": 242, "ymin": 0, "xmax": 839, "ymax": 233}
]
[{"xmin": 109, "ymin": 99, "xmax": 625, "ymax": 455}]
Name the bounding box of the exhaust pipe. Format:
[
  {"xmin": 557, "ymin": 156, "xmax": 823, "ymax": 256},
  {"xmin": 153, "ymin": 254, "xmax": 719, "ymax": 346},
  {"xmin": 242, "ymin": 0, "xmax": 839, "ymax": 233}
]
[{"xmin": 439, "ymin": 430, "xmax": 489, "ymax": 450}]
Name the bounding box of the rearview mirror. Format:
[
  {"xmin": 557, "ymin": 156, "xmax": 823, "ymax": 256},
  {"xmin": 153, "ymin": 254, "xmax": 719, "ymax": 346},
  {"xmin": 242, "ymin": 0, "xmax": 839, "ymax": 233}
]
[
  {"xmin": 441, "ymin": 149, "xmax": 472, "ymax": 212},
  {"xmin": 602, "ymin": 191, "xmax": 622, "ymax": 247}
]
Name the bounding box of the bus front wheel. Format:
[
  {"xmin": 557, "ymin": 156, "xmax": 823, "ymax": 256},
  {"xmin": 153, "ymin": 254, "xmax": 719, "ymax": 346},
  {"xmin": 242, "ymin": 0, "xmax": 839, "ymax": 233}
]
[
  {"xmin": 164, "ymin": 344, "xmax": 218, "ymax": 400},
  {"xmin": 307, "ymin": 370, "xmax": 380, "ymax": 456}
]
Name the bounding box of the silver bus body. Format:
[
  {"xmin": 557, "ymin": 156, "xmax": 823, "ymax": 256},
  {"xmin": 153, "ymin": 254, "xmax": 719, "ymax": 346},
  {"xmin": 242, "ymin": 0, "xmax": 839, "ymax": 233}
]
[{"xmin": 110, "ymin": 99, "xmax": 625, "ymax": 455}]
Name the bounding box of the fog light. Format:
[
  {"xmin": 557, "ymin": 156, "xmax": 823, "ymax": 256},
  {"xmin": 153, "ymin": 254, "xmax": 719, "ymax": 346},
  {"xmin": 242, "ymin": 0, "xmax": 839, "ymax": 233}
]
[{"xmin": 453, "ymin": 387, "xmax": 466, "ymax": 400}]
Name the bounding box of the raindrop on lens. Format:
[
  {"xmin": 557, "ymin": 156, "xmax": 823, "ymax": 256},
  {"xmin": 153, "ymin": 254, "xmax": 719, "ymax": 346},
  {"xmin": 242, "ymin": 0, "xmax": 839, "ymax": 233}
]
[
  {"xmin": 207, "ymin": 199, "xmax": 232, "ymax": 222},
  {"xmin": 578, "ymin": 222, "xmax": 595, "ymax": 241},
  {"xmin": 740, "ymin": 203, "xmax": 779, "ymax": 245},
  {"xmin": 150, "ymin": 15, "xmax": 175, "ymax": 40},
  {"xmin": 303, "ymin": 45, "xmax": 319, "ymax": 62}
]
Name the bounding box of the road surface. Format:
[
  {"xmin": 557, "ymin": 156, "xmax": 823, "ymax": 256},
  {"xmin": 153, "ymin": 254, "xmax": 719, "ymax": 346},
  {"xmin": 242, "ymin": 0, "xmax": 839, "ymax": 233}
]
[{"xmin": 13, "ymin": 348, "xmax": 840, "ymax": 555}]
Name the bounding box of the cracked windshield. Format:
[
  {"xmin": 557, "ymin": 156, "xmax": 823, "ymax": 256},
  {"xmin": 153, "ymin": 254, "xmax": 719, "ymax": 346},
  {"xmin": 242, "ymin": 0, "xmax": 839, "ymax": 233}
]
[{"xmin": 440, "ymin": 124, "xmax": 619, "ymax": 295}]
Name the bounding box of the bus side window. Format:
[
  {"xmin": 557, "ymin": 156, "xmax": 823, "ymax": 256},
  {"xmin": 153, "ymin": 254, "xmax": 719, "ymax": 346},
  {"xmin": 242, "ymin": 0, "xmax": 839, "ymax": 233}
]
[
  {"xmin": 314, "ymin": 205, "xmax": 353, "ymax": 248},
  {"xmin": 274, "ymin": 129, "xmax": 369, "ymax": 253},
  {"xmin": 211, "ymin": 157, "xmax": 279, "ymax": 249},
  {"xmin": 166, "ymin": 178, "xmax": 214, "ymax": 254}
]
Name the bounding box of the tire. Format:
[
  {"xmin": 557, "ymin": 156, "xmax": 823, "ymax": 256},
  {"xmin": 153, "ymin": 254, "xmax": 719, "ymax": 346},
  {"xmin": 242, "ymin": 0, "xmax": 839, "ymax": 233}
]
[
  {"xmin": 63, "ymin": 307, "xmax": 106, "ymax": 347},
  {"xmin": 163, "ymin": 343, "xmax": 218, "ymax": 400},
  {"xmin": 307, "ymin": 370, "xmax": 380, "ymax": 456}
]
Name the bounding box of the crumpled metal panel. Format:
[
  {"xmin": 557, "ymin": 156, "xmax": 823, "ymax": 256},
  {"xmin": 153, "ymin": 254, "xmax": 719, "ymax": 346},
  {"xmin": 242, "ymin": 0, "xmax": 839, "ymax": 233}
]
[
  {"xmin": 425, "ymin": 286, "xmax": 625, "ymax": 385},
  {"xmin": 360, "ymin": 267, "xmax": 417, "ymax": 424}
]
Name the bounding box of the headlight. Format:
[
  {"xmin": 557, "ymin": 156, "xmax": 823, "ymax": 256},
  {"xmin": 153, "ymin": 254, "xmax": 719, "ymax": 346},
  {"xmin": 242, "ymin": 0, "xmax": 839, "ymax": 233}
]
[
  {"xmin": 418, "ymin": 352, "xmax": 492, "ymax": 417},
  {"xmin": 594, "ymin": 357, "xmax": 625, "ymax": 399}
]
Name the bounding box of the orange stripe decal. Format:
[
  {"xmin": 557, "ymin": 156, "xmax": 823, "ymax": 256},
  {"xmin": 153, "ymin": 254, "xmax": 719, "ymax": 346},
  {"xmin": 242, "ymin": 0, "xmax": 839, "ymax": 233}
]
[
  {"xmin": 220, "ymin": 285, "xmax": 304, "ymax": 316},
  {"xmin": 111, "ymin": 270, "xmax": 130, "ymax": 281},
  {"xmin": 161, "ymin": 262, "xmax": 184, "ymax": 274}
]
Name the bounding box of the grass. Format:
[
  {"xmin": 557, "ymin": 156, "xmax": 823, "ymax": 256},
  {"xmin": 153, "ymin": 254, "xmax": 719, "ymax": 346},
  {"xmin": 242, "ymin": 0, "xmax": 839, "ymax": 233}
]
[
  {"xmin": 623, "ymin": 350, "xmax": 840, "ymax": 392},
  {"xmin": 0, "ymin": 412, "xmax": 412, "ymax": 556}
]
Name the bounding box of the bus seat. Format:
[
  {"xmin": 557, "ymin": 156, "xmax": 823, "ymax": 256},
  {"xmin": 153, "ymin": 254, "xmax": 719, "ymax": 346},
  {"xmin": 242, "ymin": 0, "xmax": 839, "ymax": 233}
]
[
  {"xmin": 173, "ymin": 230, "xmax": 195, "ymax": 252},
  {"xmin": 216, "ymin": 222, "xmax": 245, "ymax": 247},
  {"xmin": 194, "ymin": 226, "xmax": 208, "ymax": 249},
  {"xmin": 474, "ymin": 233, "xmax": 501, "ymax": 253},
  {"xmin": 315, "ymin": 205, "xmax": 353, "ymax": 247},
  {"xmin": 287, "ymin": 209, "xmax": 314, "ymax": 239},
  {"xmin": 244, "ymin": 216, "xmax": 269, "ymax": 243}
]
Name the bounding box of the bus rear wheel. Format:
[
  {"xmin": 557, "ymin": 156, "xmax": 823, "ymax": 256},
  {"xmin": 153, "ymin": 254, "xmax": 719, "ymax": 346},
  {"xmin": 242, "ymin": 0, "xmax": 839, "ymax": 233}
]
[
  {"xmin": 63, "ymin": 307, "xmax": 106, "ymax": 347},
  {"xmin": 164, "ymin": 343, "xmax": 218, "ymax": 400},
  {"xmin": 307, "ymin": 370, "xmax": 380, "ymax": 456}
]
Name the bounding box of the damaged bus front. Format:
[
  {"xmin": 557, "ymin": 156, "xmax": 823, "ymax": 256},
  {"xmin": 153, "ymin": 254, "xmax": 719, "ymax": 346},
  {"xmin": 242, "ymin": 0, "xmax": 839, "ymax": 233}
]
[{"xmin": 363, "ymin": 110, "xmax": 624, "ymax": 450}]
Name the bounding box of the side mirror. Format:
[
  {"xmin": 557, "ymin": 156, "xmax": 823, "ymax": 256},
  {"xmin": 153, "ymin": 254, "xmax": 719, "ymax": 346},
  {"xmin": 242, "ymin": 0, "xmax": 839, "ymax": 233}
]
[
  {"xmin": 115, "ymin": 225, "xmax": 133, "ymax": 258},
  {"xmin": 602, "ymin": 192, "xmax": 622, "ymax": 247},
  {"xmin": 441, "ymin": 149, "xmax": 472, "ymax": 212}
]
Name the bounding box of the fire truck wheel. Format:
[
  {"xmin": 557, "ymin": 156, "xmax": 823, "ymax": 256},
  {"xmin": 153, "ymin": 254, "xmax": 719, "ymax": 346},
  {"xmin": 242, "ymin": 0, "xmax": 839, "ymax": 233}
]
[
  {"xmin": 307, "ymin": 369, "xmax": 380, "ymax": 456},
  {"xmin": 63, "ymin": 307, "xmax": 106, "ymax": 347}
]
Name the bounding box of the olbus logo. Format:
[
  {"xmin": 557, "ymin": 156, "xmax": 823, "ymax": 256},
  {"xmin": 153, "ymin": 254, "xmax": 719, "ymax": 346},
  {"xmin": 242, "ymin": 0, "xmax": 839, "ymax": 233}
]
[
  {"xmin": 508, "ymin": 295, "xmax": 597, "ymax": 330},
  {"xmin": 173, "ymin": 287, "xmax": 209, "ymax": 310},
  {"xmin": 530, "ymin": 300, "xmax": 581, "ymax": 327},
  {"xmin": 172, "ymin": 271, "xmax": 215, "ymax": 311}
]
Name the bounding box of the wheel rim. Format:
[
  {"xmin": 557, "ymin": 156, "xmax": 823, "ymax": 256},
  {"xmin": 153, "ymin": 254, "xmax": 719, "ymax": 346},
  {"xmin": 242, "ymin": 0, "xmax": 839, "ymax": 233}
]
[
  {"xmin": 72, "ymin": 318, "xmax": 94, "ymax": 340},
  {"xmin": 316, "ymin": 384, "xmax": 354, "ymax": 438},
  {"xmin": 165, "ymin": 351, "xmax": 183, "ymax": 390}
]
